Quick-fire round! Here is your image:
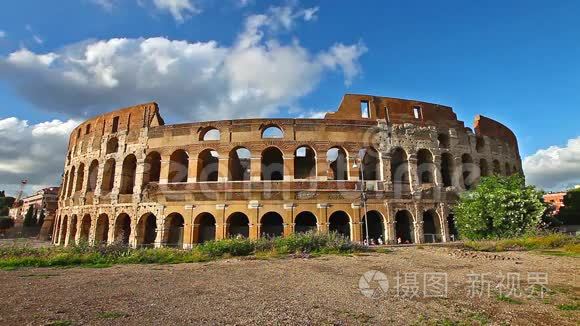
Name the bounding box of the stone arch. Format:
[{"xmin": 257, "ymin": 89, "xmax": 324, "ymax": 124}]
[
  {"xmin": 260, "ymin": 212, "xmax": 284, "ymax": 238},
  {"xmin": 327, "ymin": 146, "xmax": 348, "ymax": 180},
  {"xmin": 329, "ymin": 211, "xmax": 350, "ymax": 239},
  {"xmin": 143, "ymin": 151, "xmax": 161, "ymax": 185},
  {"xmin": 492, "ymin": 159, "xmax": 501, "ymax": 175},
  {"xmin": 294, "ymin": 145, "xmax": 316, "ymax": 179},
  {"xmin": 447, "ymin": 214, "xmax": 459, "ymax": 241},
  {"xmin": 137, "ymin": 213, "xmax": 157, "ymax": 247},
  {"xmin": 75, "ymin": 163, "xmax": 85, "ymax": 192},
  {"xmin": 164, "ymin": 213, "xmax": 184, "ymax": 247},
  {"xmin": 475, "ymin": 136, "xmax": 485, "ymax": 153},
  {"xmin": 87, "ymin": 160, "xmax": 99, "ymax": 192},
  {"xmin": 360, "ymin": 147, "xmax": 380, "ymax": 180},
  {"xmin": 229, "ymin": 147, "xmax": 251, "ymax": 181},
  {"xmin": 479, "ymin": 158, "xmax": 489, "ymax": 177},
  {"xmin": 114, "ymin": 213, "xmax": 131, "ymax": 245},
  {"xmin": 95, "ymin": 214, "xmax": 109, "ymax": 244},
  {"xmin": 169, "ymin": 149, "xmax": 189, "ymax": 183},
  {"xmin": 438, "ymin": 133, "xmax": 450, "ymax": 148},
  {"xmin": 79, "ymin": 214, "xmax": 91, "ymax": 242},
  {"xmin": 106, "ymin": 137, "xmax": 118, "ymax": 154},
  {"xmin": 261, "ymin": 125, "xmax": 284, "ymax": 139},
  {"xmin": 194, "ymin": 213, "xmax": 216, "ymax": 243},
  {"xmin": 361, "ymin": 210, "xmax": 384, "ymax": 243},
  {"xmin": 422, "ymin": 210, "xmax": 441, "ymax": 243},
  {"xmin": 294, "ymin": 211, "xmax": 317, "ymax": 233},
  {"xmin": 199, "ymin": 127, "xmax": 220, "ymax": 141},
  {"xmin": 69, "ymin": 215, "xmax": 78, "ymax": 245},
  {"xmin": 197, "ymin": 149, "xmax": 219, "ymax": 182},
  {"xmin": 395, "ymin": 210, "xmax": 414, "ymax": 244},
  {"xmin": 67, "ymin": 166, "xmax": 76, "ymax": 197},
  {"xmin": 101, "ymin": 158, "xmax": 116, "ymax": 193},
  {"xmin": 227, "ymin": 212, "xmax": 250, "ymax": 238},
  {"xmin": 461, "ymin": 154, "xmax": 474, "ymax": 190},
  {"xmin": 391, "ymin": 147, "xmax": 410, "ymax": 186},
  {"xmin": 512, "ymin": 165, "xmax": 518, "ymax": 175},
  {"xmin": 62, "ymin": 172, "xmax": 69, "ymax": 199},
  {"xmin": 120, "ymin": 154, "xmax": 137, "ymax": 194},
  {"xmin": 504, "ymin": 162, "xmax": 511, "ymax": 176},
  {"xmin": 440, "ymin": 152, "xmax": 454, "ymax": 187},
  {"xmin": 417, "ymin": 149, "xmax": 435, "ymax": 184},
  {"xmin": 261, "ymin": 147, "xmax": 284, "ymax": 181},
  {"xmin": 60, "ymin": 215, "xmax": 68, "ymax": 245}
]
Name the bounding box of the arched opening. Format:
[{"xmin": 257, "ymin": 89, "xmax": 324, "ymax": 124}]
[
  {"xmin": 67, "ymin": 166, "xmax": 76, "ymax": 197},
  {"xmin": 169, "ymin": 150, "xmax": 189, "ymax": 183},
  {"xmin": 69, "ymin": 215, "xmax": 78, "ymax": 245},
  {"xmin": 391, "ymin": 147, "xmax": 410, "ymax": 186},
  {"xmin": 361, "ymin": 210, "xmax": 384, "ymax": 244},
  {"xmin": 422, "ymin": 210, "xmax": 441, "ymax": 243},
  {"xmin": 120, "ymin": 154, "xmax": 137, "ymax": 194},
  {"xmin": 360, "ymin": 147, "xmax": 380, "ymax": 180},
  {"xmin": 512, "ymin": 165, "xmax": 518, "ymax": 175},
  {"xmin": 80, "ymin": 214, "xmax": 91, "ymax": 242},
  {"xmin": 101, "ymin": 158, "xmax": 116, "ymax": 193},
  {"xmin": 461, "ymin": 154, "xmax": 474, "ymax": 190},
  {"xmin": 87, "ymin": 160, "xmax": 99, "ymax": 192},
  {"xmin": 295, "ymin": 211, "xmax": 317, "ymax": 233},
  {"xmin": 261, "ymin": 125, "xmax": 283, "ymax": 139},
  {"xmin": 114, "ymin": 213, "xmax": 131, "ymax": 245},
  {"xmin": 197, "ymin": 149, "xmax": 219, "ymax": 182},
  {"xmin": 261, "ymin": 147, "xmax": 284, "ymax": 181},
  {"xmin": 475, "ymin": 136, "xmax": 485, "ymax": 153},
  {"xmin": 106, "ymin": 137, "xmax": 118, "ymax": 154},
  {"xmin": 75, "ymin": 163, "xmax": 85, "ymax": 192},
  {"xmin": 294, "ymin": 146, "xmax": 316, "ymax": 179},
  {"xmin": 137, "ymin": 213, "xmax": 157, "ymax": 247},
  {"xmin": 61, "ymin": 172, "xmax": 69, "ymax": 199},
  {"xmin": 164, "ymin": 213, "xmax": 184, "ymax": 247},
  {"xmin": 438, "ymin": 133, "xmax": 450, "ymax": 148},
  {"xmin": 395, "ymin": 210, "xmax": 414, "ymax": 244},
  {"xmin": 447, "ymin": 214, "xmax": 458, "ymax": 241},
  {"xmin": 260, "ymin": 212, "xmax": 284, "ymax": 238},
  {"xmin": 60, "ymin": 216, "xmax": 68, "ymax": 245},
  {"xmin": 417, "ymin": 149, "xmax": 434, "ymax": 184},
  {"xmin": 327, "ymin": 147, "xmax": 348, "ymax": 180},
  {"xmin": 143, "ymin": 152, "xmax": 161, "ymax": 185},
  {"xmin": 227, "ymin": 212, "xmax": 249, "ymax": 238},
  {"xmin": 195, "ymin": 213, "xmax": 216, "ymax": 243},
  {"xmin": 492, "ymin": 160, "xmax": 501, "ymax": 175},
  {"xmin": 229, "ymin": 147, "xmax": 251, "ymax": 181},
  {"xmin": 480, "ymin": 159, "xmax": 489, "ymax": 177},
  {"xmin": 504, "ymin": 162, "xmax": 511, "ymax": 176},
  {"xmin": 441, "ymin": 153, "xmax": 454, "ymax": 187},
  {"xmin": 329, "ymin": 211, "xmax": 350, "ymax": 239},
  {"xmin": 95, "ymin": 214, "xmax": 109, "ymax": 245},
  {"xmin": 199, "ymin": 127, "xmax": 220, "ymax": 141}
]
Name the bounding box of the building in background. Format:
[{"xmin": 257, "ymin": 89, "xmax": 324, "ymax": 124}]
[{"xmin": 543, "ymin": 192, "xmax": 567, "ymax": 215}]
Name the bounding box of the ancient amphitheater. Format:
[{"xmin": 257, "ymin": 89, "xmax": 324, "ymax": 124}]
[{"xmin": 53, "ymin": 94, "xmax": 522, "ymax": 247}]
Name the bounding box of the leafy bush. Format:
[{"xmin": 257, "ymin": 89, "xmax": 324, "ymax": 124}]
[
  {"xmin": 464, "ymin": 233, "xmax": 579, "ymax": 252},
  {"xmin": 0, "ymin": 217, "xmax": 14, "ymax": 231},
  {"xmin": 454, "ymin": 175, "xmax": 546, "ymax": 240}
]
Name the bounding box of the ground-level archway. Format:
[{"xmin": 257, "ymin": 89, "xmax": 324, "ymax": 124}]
[
  {"xmin": 137, "ymin": 213, "xmax": 157, "ymax": 247},
  {"xmin": 329, "ymin": 211, "xmax": 350, "ymax": 239},
  {"xmin": 422, "ymin": 210, "xmax": 441, "ymax": 243},
  {"xmin": 164, "ymin": 213, "xmax": 184, "ymax": 247},
  {"xmin": 68, "ymin": 215, "xmax": 78, "ymax": 245},
  {"xmin": 95, "ymin": 214, "xmax": 109, "ymax": 245},
  {"xmin": 260, "ymin": 212, "xmax": 284, "ymax": 238},
  {"xmin": 361, "ymin": 210, "xmax": 384, "ymax": 244},
  {"xmin": 114, "ymin": 213, "xmax": 131, "ymax": 245},
  {"xmin": 447, "ymin": 214, "xmax": 458, "ymax": 241},
  {"xmin": 395, "ymin": 210, "xmax": 414, "ymax": 244},
  {"xmin": 79, "ymin": 214, "xmax": 91, "ymax": 242},
  {"xmin": 195, "ymin": 213, "xmax": 216, "ymax": 243},
  {"xmin": 227, "ymin": 212, "xmax": 249, "ymax": 238},
  {"xmin": 294, "ymin": 211, "xmax": 317, "ymax": 233}
]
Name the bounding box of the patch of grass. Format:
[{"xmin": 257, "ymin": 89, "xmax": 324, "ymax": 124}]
[
  {"xmin": 496, "ymin": 294, "xmax": 522, "ymax": 304},
  {"xmin": 97, "ymin": 311, "xmax": 128, "ymax": 319},
  {"xmin": 556, "ymin": 302, "xmax": 579, "ymax": 311},
  {"xmin": 464, "ymin": 233, "xmax": 579, "ymax": 253},
  {"xmin": 374, "ymin": 248, "xmax": 393, "ymax": 254},
  {"xmin": 46, "ymin": 320, "xmax": 72, "ymax": 326},
  {"xmin": 468, "ymin": 312, "xmax": 491, "ymax": 325}
]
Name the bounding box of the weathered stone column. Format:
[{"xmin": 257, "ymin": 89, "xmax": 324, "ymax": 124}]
[
  {"xmin": 283, "ymin": 203, "xmax": 295, "ymax": 236},
  {"xmin": 154, "ymin": 215, "xmax": 165, "ymax": 248},
  {"xmin": 433, "ymin": 155, "xmax": 443, "ymax": 187},
  {"xmin": 250, "ymin": 223, "xmax": 260, "ymax": 240},
  {"xmin": 386, "ymin": 221, "xmax": 396, "ymax": 244},
  {"xmin": 187, "ymin": 158, "xmax": 198, "ymax": 183},
  {"xmin": 381, "ymin": 153, "xmax": 392, "ymax": 190},
  {"xmin": 413, "ymin": 221, "xmax": 424, "ymax": 244},
  {"xmin": 159, "ymin": 159, "xmax": 170, "ymax": 184},
  {"xmin": 283, "ymin": 156, "xmax": 294, "ymax": 181},
  {"xmin": 133, "ymin": 158, "xmax": 146, "ymax": 199},
  {"xmin": 129, "ymin": 218, "xmax": 138, "ymax": 248},
  {"xmin": 351, "ymin": 203, "xmax": 362, "ymax": 242},
  {"xmin": 316, "ymin": 156, "xmax": 328, "ymax": 181},
  {"xmin": 107, "ymin": 216, "xmax": 115, "ymax": 245},
  {"xmin": 250, "ymin": 157, "xmax": 261, "ymax": 181},
  {"xmin": 408, "ymin": 154, "xmax": 420, "ymax": 192},
  {"xmin": 89, "ymin": 217, "xmax": 97, "ymax": 245},
  {"xmin": 218, "ymin": 157, "xmax": 229, "ymax": 182}
]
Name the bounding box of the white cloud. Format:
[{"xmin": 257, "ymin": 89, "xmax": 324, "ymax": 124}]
[
  {"xmin": 0, "ymin": 30, "xmax": 6, "ymax": 38},
  {"xmin": 0, "ymin": 5, "xmax": 367, "ymax": 122},
  {"xmin": 0, "ymin": 117, "xmax": 79, "ymax": 196},
  {"xmin": 523, "ymin": 136, "xmax": 580, "ymax": 191},
  {"xmin": 90, "ymin": 0, "xmax": 116, "ymax": 11},
  {"xmin": 153, "ymin": 0, "xmax": 200, "ymax": 22}
]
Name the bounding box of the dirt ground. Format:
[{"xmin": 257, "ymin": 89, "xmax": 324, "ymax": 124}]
[{"xmin": 0, "ymin": 247, "xmax": 578, "ymax": 325}]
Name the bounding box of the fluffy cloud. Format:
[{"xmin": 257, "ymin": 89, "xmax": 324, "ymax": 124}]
[
  {"xmin": 0, "ymin": 30, "xmax": 6, "ymax": 38},
  {"xmin": 0, "ymin": 117, "xmax": 79, "ymax": 196},
  {"xmin": 152, "ymin": 0, "xmax": 200, "ymax": 22},
  {"xmin": 0, "ymin": 5, "xmax": 366, "ymax": 122},
  {"xmin": 523, "ymin": 136, "xmax": 580, "ymax": 191}
]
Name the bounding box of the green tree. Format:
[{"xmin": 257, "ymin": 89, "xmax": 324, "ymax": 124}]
[
  {"xmin": 557, "ymin": 188, "xmax": 580, "ymax": 225},
  {"xmin": 23, "ymin": 205, "xmax": 36, "ymax": 227},
  {"xmin": 0, "ymin": 216, "xmax": 14, "ymax": 233},
  {"xmin": 454, "ymin": 175, "xmax": 546, "ymax": 240}
]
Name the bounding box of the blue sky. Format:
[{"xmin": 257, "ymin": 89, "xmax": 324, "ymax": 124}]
[{"xmin": 0, "ymin": 0, "xmax": 579, "ymax": 194}]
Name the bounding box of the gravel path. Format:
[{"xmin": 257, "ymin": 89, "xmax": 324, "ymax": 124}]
[{"xmin": 0, "ymin": 247, "xmax": 578, "ymax": 325}]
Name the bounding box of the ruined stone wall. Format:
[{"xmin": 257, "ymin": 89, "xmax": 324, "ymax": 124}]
[{"xmin": 54, "ymin": 95, "xmax": 522, "ymax": 247}]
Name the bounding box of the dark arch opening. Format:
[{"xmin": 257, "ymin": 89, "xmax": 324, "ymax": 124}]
[
  {"xmin": 101, "ymin": 159, "xmax": 116, "ymax": 193},
  {"xmin": 417, "ymin": 149, "xmax": 434, "ymax": 184},
  {"xmin": 120, "ymin": 154, "xmax": 137, "ymax": 194},
  {"xmin": 441, "ymin": 153, "xmax": 454, "ymax": 187},
  {"xmin": 361, "ymin": 210, "xmax": 384, "ymax": 244},
  {"xmin": 260, "ymin": 212, "xmax": 284, "ymax": 238},
  {"xmin": 493, "ymin": 160, "xmax": 501, "ymax": 175},
  {"xmin": 422, "ymin": 210, "xmax": 441, "ymax": 243},
  {"xmin": 169, "ymin": 150, "xmax": 189, "ymax": 183},
  {"xmin": 95, "ymin": 214, "xmax": 109, "ymax": 245},
  {"xmin": 295, "ymin": 211, "xmax": 317, "ymax": 233},
  {"xmin": 505, "ymin": 162, "xmax": 511, "ymax": 176},
  {"xmin": 395, "ymin": 210, "xmax": 414, "ymax": 244},
  {"xmin": 327, "ymin": 147, "xmax": 348, "ymax": 180},
  {"xmin": 80, "ymin": 214, "xmax": 91, "ymax": 242},
  {"xmin": 476, "ymin": 136, "xmax": 485, "ymax": 153},
  {"xmin": 165, "ymin": 213, "xmax": 184, "ymax": 247},
  {"xmin": 106, "ymin": 137, "xmax": 118, "ymax": 154},
  {"xmin": 60, "ymin": 216, "xmax": 68, "ymax": 245},
  {"xmin": 69, "ymin": 215, "xmax": 78, "ymax": 245},
  {"xmin": 391, "ymin": 147, "xmax": 409, "ymax": 186},
  {"xmin": 138, "ymin": 213, "xmax": 157, "ymax": 247},
  {"xmin": 329, "ymin": 211, "xmax": 350, "ymax": 239},
  {"xmin": 195, "ymin": 213, "xmax": 216, "ymax": 243},
  {"xmin": 294, "ymin": 146, "xmax": 316, "ymax": 179},
  {"xmin": 75, "ymin": 164, "xmax": 85, "ymax": 192},
  {"xmin": 227, "ymin": 212, "xmax": 250, "ymax": 238},
  {"xmin": 462, "ymin": 154, "xmax": 474, "ymax": 190},
  {"xmin": 229, "ymin": 147, "xmax": 251, "ymax": 181},
  {"xmin": 480, "ymin": 159, "xmax": 489, "ymax": 177},
  {"xmin": 67, "ymin": 166, "xmax": 76, "ymax": 197},
  {"xmin": 261, "ymin": 147, "xmax": 284, "ymax": 181},
  {"xmin": 87, "ymin": 160, "xmax": 99, "ymax": 192},
  {"xmin": 198, "ymin": 149, "xmax": 219, "ymax": 182},
  {"xmin": 360, "ymin": 147, "xmax": 380, "ymax": 180},
  {"xmin": 143, "ymin": 152, "xmax": 161, "ymax": 185},
  {"xmin": 447, "ymin": 214, "xmax": 459, "ymax": 241},
  {"xmin": 114, "ymin": 213, "xmax": 131, "ymax": 245},
  {"xmin": 438, "ymin": 133, "xmax": 450, "ymax": 148}
]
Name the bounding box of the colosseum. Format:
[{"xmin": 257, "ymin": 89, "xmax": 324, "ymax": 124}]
[{"xmin": 53, "ymin": 94, "xmax": 522, "ymax": 247}]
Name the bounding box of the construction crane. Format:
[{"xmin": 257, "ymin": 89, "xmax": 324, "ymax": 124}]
[{"xmin": 12, "ymin": 179, "xmax": 28, "ymax": 208}]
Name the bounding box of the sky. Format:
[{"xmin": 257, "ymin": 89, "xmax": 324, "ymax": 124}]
[{"xmin": 0, "ymin": 0, "xmax": 579, "ymax": 196}]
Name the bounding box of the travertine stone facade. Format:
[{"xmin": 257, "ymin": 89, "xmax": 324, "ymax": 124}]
[{"xmin": 54, "ymin": 94, "xmax": 522, "ymax": 247}]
